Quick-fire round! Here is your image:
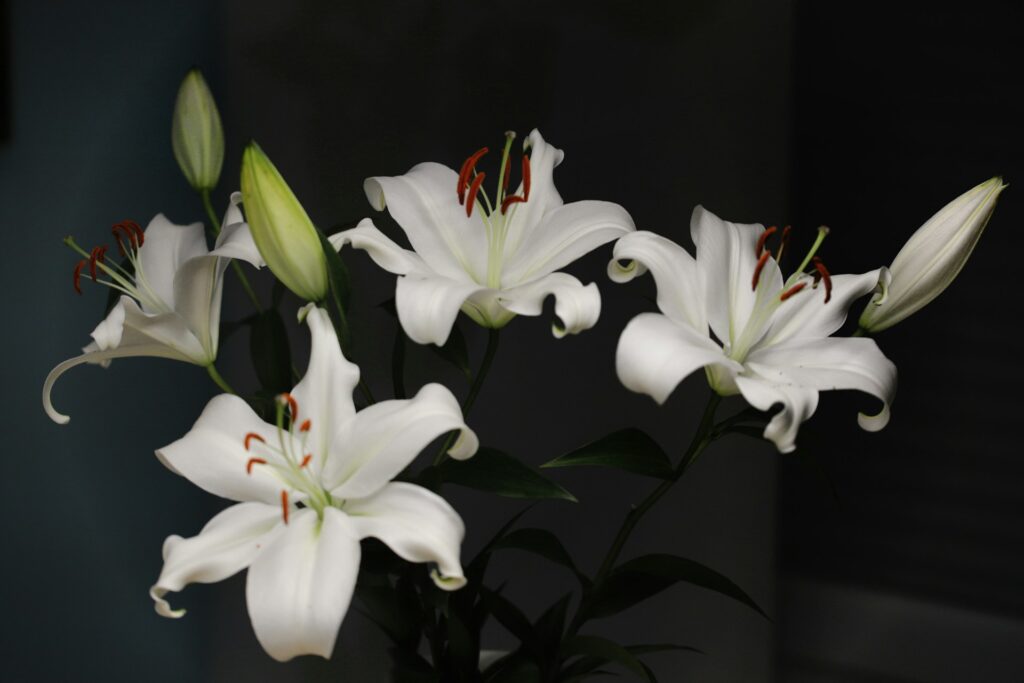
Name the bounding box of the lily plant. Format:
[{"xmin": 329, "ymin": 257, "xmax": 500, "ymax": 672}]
[
  {"xmin": 610, "ymin": 206, "xmax": 897, "ymax": 453},
  {"xmin": 43, "ymin": 194, "xmax": 263, "ymax": 424},
  {"xmin": 332, "ymin": 129, "xmax": 636, "ymax": 345},
  {"xmin": 151, "ymin": 307, "xmax": 478, "ymax": 661}
]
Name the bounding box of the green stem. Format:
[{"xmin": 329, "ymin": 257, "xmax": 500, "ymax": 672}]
[
  {"xmin": 852, "ymin": 326, "xmax": 868, "ymax": 337},
  {"xmin": 432, "ymin": 328, "xmax": 500, "ymax": 466},
  {"xmin": 200, "ymin": 189, "xmax": 263, "ymax": 312},
  {"xmin": 567, "ymin": 394, "xmax": 722, "ymax": 637},
  {"xmin": 206, "ymin": 363, "xmax": 236, "ymax": 394}
]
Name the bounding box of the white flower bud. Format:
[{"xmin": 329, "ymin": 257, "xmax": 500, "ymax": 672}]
[
  {"xmin": 859, "ymin": 177, "xmax": 1005, "ymax": 332},
  {"xmin": 240, "ymin": 143, "xmax": 328, "ymax": 301},
  {"xmin": 171, "ymin": 68, "xmax": 224, "ymax": 191}
]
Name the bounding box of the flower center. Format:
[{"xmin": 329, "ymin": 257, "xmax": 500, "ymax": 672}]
[
  {"xmin": 243, "ymin": 393, "xmax": 332, "ymax": 523},
  {"xmin": 455, "ymin": 131, "xmax": 533, "ymax": 288},
  {"xmin": 727, "ymin": 225, "xmax": 834, "ymax": 362},
  {"xmin": 64, "ymin": 221, "xmax": 172, "ymax": 314}
]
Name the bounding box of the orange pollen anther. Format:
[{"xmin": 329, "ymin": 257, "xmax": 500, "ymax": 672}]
[
  {"xmin": 780, "ymin": 282, "xmax": 807, "ymax": 301},
  {"xmin": 279, "ymin": 392, "xmax": 299, "ymax": 420},
  {"xmin": 124, "ymin": 220, "xmax": 144, "ymax": 246},
  {"xmin": 522, "ymin": 154, "xmax": 531, "ymax": 200},
  {"xmin": 300, "ymin": 454, "xmax": 312, "ymax": 468},
  {"xmin": 88, "ymin": 246, "xmax": 107, "ymax": 281},
  {"xmin": 812, "ymin": 257, "xmax": 832, "ymax": 303},
  {"xmin": 465, "ymin": 172, "xmax": 486, "ymax": 217},
  {"xmin": 280, "ymin": 491, "xmax": 290, "ymax": 524},
  {"xmin": 246, "ymin": 457, "xmax": 267, "ymax": 474},
  {"xmin": 776, "ymin": 225, "xmax": 792, "ymax": 260},
  {"xmin": 111, "ymin": 222, "xmax": 137, "ymax": 251},
  {"xmin": 73, "ymin": 259, "xmax": 86, "ymax": 294},
  {"xmin": 457, "ymin": 147, "xmax": 489, "ymax": 204},
  {"xmin": 299, "ymin": 419, "xmax": 311, "ymax": 432},
  {"xmin": 751, "ymin": 250, "xmax": 771, "ymax": 290},
  {"xmin": 755, "ymin": 226, "xmax": 778, "ymax": 256},
  {"xmin": 244, "ymin": 432, "xmax": 266, "ymax": 451},
  {"xmin": 500, "ymin": 194, "xmax": 526, "ymax": 214}
]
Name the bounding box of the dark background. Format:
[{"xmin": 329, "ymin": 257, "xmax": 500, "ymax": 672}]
[{"xmin": 2, "ymin": 1, "xmax": 1022, "ymax": 681}]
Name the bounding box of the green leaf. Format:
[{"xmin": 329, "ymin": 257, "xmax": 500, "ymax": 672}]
[
  {"xmin": 249, "ymin": 309, "xmax": 292, "ymax": 393},
  {"xmin": 492, "ymin": 528, "xmax": 590, "ymax": 586},
  {"xmin": 380, "ymin": 297, "xmax": 471, "ymax": 380},
  {"xmin": 586, "ymin": 553, "xmax": 767, "ymax": 621},
  {"xmin": 445, "ymin": 610, "xmax": 478, "ymax": 677},
  {"xmin": 388, "ymin": 647, "xmax": 439, "ymax": 683},
  {"xmin": 542, "ymin": 429, "xmax": 673, "ymax": 479},
  {"xmin": 479, "ymin": 587, "xmax": 541, "ymax": 658},
  {"xmin": 484, "ymin": 653, "xmax": 543, "ymax": 682},
  {"xmin": 317, "ymin": 227, "xmax": 352, "ymax": 351},
  {"xmin": 438, "ymin": 448, "xmax": 577, "ymax": 502},
  {"xmin": 534, "ymin": 593, "xmax": 573, "ymax": 659},
  {"xmin": 561, "ymin": 635, "xmax": 653, "ymax": 682}
]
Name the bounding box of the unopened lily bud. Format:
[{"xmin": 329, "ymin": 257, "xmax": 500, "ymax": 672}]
[
  {"xmin": 859, "ymin": 177, "xmax": 1005, "ymax": 332},
  {"xmin": 240, "ymin": 143, "xmax": 328, "ymax": 301},
  {"xmin": 171, "ymin": 68, "xmax": 224, "ymax": 191}
]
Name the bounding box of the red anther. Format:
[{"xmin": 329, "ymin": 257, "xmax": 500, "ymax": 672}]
[
  {"xmin": 457, "ymin": 147, "xmax": 489, "ymax": 204},
  {"xmin": 751, "ymin": 250, "xmax": 771, "ymax": 291},
  {"xmin": 779, "ymin": 282, "xmax": 807, "ymax": 301},
  {"xmin": 73, "ymin": 259, "xmax": 86, "ymax": 294},
  {"xmin": 280, "ymin": 491, "xmax": 290, "ymax": 525},
  {"xmin": 812, "ymin": 257, "xmax": 832, "ymax": 303},
  {"xmin": 755, "ymin": 226, "xmax": 778, "ymax": 257},
  {"xmin": 465, "ymin": 172, "xmax": 486, "ymax": 218},
  {"xmin": 500, "ymin": 194, "xmax": 527, "ymax": 214},
  {"xmin": 299, "ymin": 419, "xmax": 311, "ymax": 432},
  {"xmin": 300, "ymin": 454, "xmax": 312, "ymax": 468},
  {"xmin": 502, "ymin": 155, "xmax": 512, "ymax": 191},
  {"xmin": 124, "ymin": 220, "xmax": 144, "ymax": 246},
  {"xmin": 246, "ymin": 457, "xmax": 267, "ymax": 474},
  {"xmin": 521, "ymin": 154, "xmax": 531, "ymax": 201},
  {"xmin": 279, "ymin": 392, "xmax": 299, "ymax": 420},
  {"xmin": 244, "ymin": 432, "xmax": 266, "ymax": 451},
  {"xmin": 88, "ymin": 246, "xmax": 105, "ymax": 281},
  {"xmin": 112, "ymin": 223, "xmax": 137, "ymax": 252}
]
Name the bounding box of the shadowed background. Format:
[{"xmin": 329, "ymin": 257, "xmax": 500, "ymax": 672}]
[{"xmin": 1, "ymin": 1, "xmax": 1021, "ymax": 681}]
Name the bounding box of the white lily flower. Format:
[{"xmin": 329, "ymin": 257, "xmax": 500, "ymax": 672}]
[
  {"xmin": 43, "ymin": 194, "xmax": 263, "ymax": 424},
  {"xmin": 610, "ymin": 207, "xmax": 897, "ymax": 453},
  {"xmin": 331, "ymin": 129, "xmax": 636, "ymax": 345},
  {"xmin": 150, "ymin": 307, "xmax": 478, "ymax": 661},
  {"xmin": 859, "ymin": 176, "xmax": 1005, "ymax": 332}
]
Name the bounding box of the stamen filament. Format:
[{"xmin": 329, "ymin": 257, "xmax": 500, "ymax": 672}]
[
  {"xmin": 776, "ymin": 225, "xmax": 792, "ymax": 262},
  {"xmin": 789, "ymin": 226, "xmax": 830, "ymax": 286}
]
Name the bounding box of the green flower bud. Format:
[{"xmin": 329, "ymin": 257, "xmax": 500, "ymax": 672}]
[
  {"xmin": 240, "ymin": 143, "xmax": 328, "ymax": 301},
  {"xmin": 171, "ymin": 68, "xmax": 224, "ymax": 191},
  {"xmin": 859, "ymin": 176, "xmax": 1005, "ymax": 333}
]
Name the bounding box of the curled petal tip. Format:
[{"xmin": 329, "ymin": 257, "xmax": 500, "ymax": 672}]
[
  {"xmin": 857, "ymin": 403, "xmax": 891, "ymax": 433},
  {"xmin": 447, "ymin": 425, "xmax": 479, "ymax": 461},
  {"xmin": 150, "ymin": 586, "xmax": 186, "ymax": 619},
  {"xmin": 430, "ymin": 568, "xmax": 467, "ymax": 591}
]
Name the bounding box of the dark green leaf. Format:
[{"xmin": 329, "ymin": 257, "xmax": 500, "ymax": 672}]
[
  {"xmin": 542, "ymin": 429, "xmax": 673, "ymax": 479},
  {"xmin": 249, "ymin": 309, "xmax": 292, "ymax": 393},
  {"xmin": 479, "ymin": 587, "xmax": 541, "ymax": 658},
  {"xmin": 586, "ymin": 553, "xmax": 767, "ymax": 621},
  {"xmin": 535, "ymin": 593, "xmax": 573, "ymax": 658},
  {"xmin": 388, "ymin": 647, "xmax": 439, "ymax": 683},
  {"xmin": 492, "ymin": 528, "xmax": 589, "ymax": 585},
  {"xmin": 317, "ymin": 227, "xmax": 352, "ymax": 351},
  {"xmin": 445, "ymin": 610, "xmax": 478, "ymax": 676},
  {"xmin": 561, "ymin": 635, "xmax": 652, "ymax": 682},
  {"xmin": 484, "ymin": 652, "xmax": 543, "ymax": 682},
  {"xmin": 438, "ymin": 448, "xmax": 576, "ymax": 502},
  {"xmin": 380, "ymin": 297, "xmax": 471, "ymax": 380}
]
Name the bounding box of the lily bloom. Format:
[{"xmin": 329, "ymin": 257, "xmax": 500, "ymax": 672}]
[
  {"xmin": 43, "ymin": 194, "xmax": 262, "ymax": 424},
  {"xmin": 610, "ymin": 206, "xmax": 896, "ymax": 453},
  {"xmin": 151, "ymin": 307, "xmax": 478, "ymax": 661},
  {"xmin": 332, "ymin": 129, "xmax": 635, "ymax": 345}
]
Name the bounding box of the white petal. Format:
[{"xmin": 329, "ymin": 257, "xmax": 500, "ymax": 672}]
[
  {"xmin": 496, "ymin": 272, "xmax": 601, "ymax": 338},
  {"xmin": 502, "ymin": 129, "xmax": 565, "ymax": 252},
  {"xmin": 172, "ymin": 255, "xmax": 221, "ymax": 360},
  {"xmin": 690, "ymin": 206, "xmax": 781, "ymax": 347},
  {"xmin": 329, "ymin": 217, "xmax": 427, "ymax": 275},
  {"xmin": 734, "ymin": 374, "xmax": 819, "ymax": 454},
  {"xmin": 746, "ymin": 336, "xmax": 896, "ymax": 433},
  {"xmin": 608, "ymin": 230, "xmax": 706, "ymax": 331},
  {"xmin": 762, "ymin": 268, "xmax": 888, "ymax": 346},
  {"xmin": 137, "ymin": 214, "xmax": 208, "ymax": 310},
  {"xmin": 246, "ymin": 507, "xmax": 360, "ymax": 661},
  {"xmin": 42, "ymin": 340, "xmax": 191, "ymax": 425},
  {"xmin": 291, "ymin": 307, "xmax": 361, "ymax": 462},
  {"xmin": 156, "ymin": 394, "xmax": 285, "ymax": 505},
  {"xmin": 151, "ymin": 502, "xmax": 282, "ymax": 618},
  {"xmin": 325, "ymin": 383, "xmax": 478, "ymax": 499},
  {"xmin": 211, "ymin": 194, "xmax": 265, "ymax": 268},
  {"xmin": 364, "ymin": 162, "xmax": 488, "ymax": 282},
  {"xmin": 616, "ymin": 312, "xmax": 740, "ymax": 404},
  {"xmin": 345, "ymin": 482, "xmax": 466, "ymax": 590},
  {"xmin": 118, "ymin": 296, "xmax": 208, "ymax": 363},
  {"xmin": 502, "ymin": 200, "xmax": 634, "ymax": 285},
  {"xmin": 396, "ymin": 273, "xmax": 486, "ymax": 345}
]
